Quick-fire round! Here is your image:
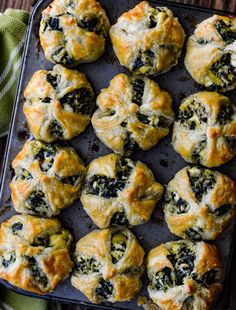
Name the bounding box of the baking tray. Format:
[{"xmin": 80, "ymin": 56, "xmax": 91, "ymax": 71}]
[{"xmin": 0, "ymin": 0, "xmax": 235, "ymax": 309}]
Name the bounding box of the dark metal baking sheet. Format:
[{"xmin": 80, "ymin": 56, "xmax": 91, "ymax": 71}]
[{"xmin": 0, "ymin": 0, "xmax": 236, "ymax": 309}]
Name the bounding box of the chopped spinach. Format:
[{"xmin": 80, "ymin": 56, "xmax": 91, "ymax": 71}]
[
  {"xmin": 131, "ymin": 79, "xmax": 145, "ymax": 106},
  {"xmin": 11, "ymin": 222, "xmax": 23, "ymax": 234},
  {"xmin": 31, "ymin": 235, "xmax": 50, "ymax": 247},
  {"xmin": 77, "ymin": 16, "xmax": 105, "ymax": 35},
  {"xmin": 196, "ymin": 38, "xmax": 211, "ymax": 44},
  {"xmin": 95, "ymin": 279, "xmax": 113, "ymax": 299},
  {"xmin": 46, "ymin": 73, "xmax": 58, "ymax": 89},
  {"xmin": 27, "ymin": 257, "xmax": 48, "ymax": 288},
  {"xmin": 25, "ymin": 190, "xmax": 49, "ymax": 215},
  {"xmin": 164, "ymin": 190, "xmax": 190, "ymax": 214},
  {"xmin": 48, "ymin": 120, "xmax": 64, "ymax": 138},
  {"xmin": 132, "ymin": 49, "xmax": 155, "ymax": 74},
  {"xmin": 110, "ymin": 232, "xmax": 127, "ymax": 264},
  {"xmin": 32, "ymin": 143, "xmax": 56, "ymax": 172},
  {"xmin": 209, "ymin": 53, "xmax": 236, "ymax": 89},
  {"xmin": 212, "ymin": 204, "xmax": 231, "ymax": 216},
  {"xmin": 150, "ymin": 267, "xmax": 173, "ymax": 292},
  {"xmin": 42, "ymin": 97, "xmax": 51, "ymax": 103},
  {"xmin": 15, "ymin": 168, "xmax": 33, "ymax": 181},
  {"xmin": 86, "ymin": 158, "xmax": 133, "ymax": 198},
  {"xmin": 124, "ymin": 133, "xmax": 139, "ymax": 155},
  {"xmin": 51, "ymin": 47, "xmax": 74, "ymax": 66},
  {"xmin": 76, "ymin": 255, "xmax": 101, "ymax": 274},
  {"xmin": 110, "ymin": 211, "xmax": 128, "ymax": 226},
  {"xmin": 215, "ymin": 19, "xmax": 236, "ymax": 44},
  {"xmin": 2, "ymin": 253, "xmax": 16, "ymax": 268},
  {"xmin": 191, "ymin": 137, "xmax": 207, "ymax": 164},
  {"xmin": 138, "ymin": 113, "xmax": 172, "ymax": 128},
  {"xmin": 48, "ymin": 17, "xmax": 63, "ymax": 31},
  {"xmin": 185, "ymin": 227, "xmax": 203, "ymax": 240},
  {"xmin": 60, "ymin": 88, "xmax": 94, "ymax": 115},
  {"xmin": 217, "ymin": 102, "xmax": 234, "ymax": 125},
  {"xmin": 187, "ymin": 166, "xmax": 216, "ymax": 202}
]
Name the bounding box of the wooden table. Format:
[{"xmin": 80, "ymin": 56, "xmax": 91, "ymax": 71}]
[{"xmin": 0, "ymin": 0, "xmax": 236, "ymax": 309}]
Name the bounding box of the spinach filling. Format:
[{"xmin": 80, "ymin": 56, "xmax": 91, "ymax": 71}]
[
  {"xmin": 211, "ymin": 204, "xmax": 231, "ymax": 217},
  {"xmin": 215, "ymin": 19, "xmax": 236, "ymax": 44},
  {"xmin": 177, "ymin": 100, "xmax": 208, "ymax": 130},
  {"xmin": 196, "ymin": 38, "xmax": 211, "ymax": 45},
  {"xmin": 11, "ymin": 222, "xmax": 23, "ymax": 234},
  {"xmin": 132, "ymin": 49, "xmax": 155, "ymax": 74},
  {"xmin": 60, "ymin": 88, "xmax": 94, "ymax": 115},
  {"xmin": 131, "ymin": 79, "xmax": 145, "ymax": 106},
  {"xmin": 110, "ymin": 232, "xmax": 127, "ymax": 264},
  {"xmin": 138, "ymin": 113, "xmax": 171, "ymax": 128},
  {"xmin": 191, "ymin": 137, "xmax": 207, "ymax": 164},
  {"xmin": 31, "ymin": 235, "xmax": 50, "ymax": 247},
  {"xmin": 187, "ymin": 167, "xmax": 216, "ymax": 202},
  {"xmin": 150, "ymin": 243, "xmax": 196, "ymax": 292},
  {"xmin": 47, "ymin": 17, "xmax": 63, "ymax": 31},
  {"xmin": 48, "ymin": 120, "xmax": 64, "ymax": 138},
  {"xmin": 86, "ymin": 158, "xmax": 133, "ymax": 198},
  {"xmin": 75, "ymin": 255, "xmax": 101, "ymax": 275},
  {"xmin": 110, "ymin": 211, "xmax": 128, "ymax": 226},
  {"xmin": 124, "ymin": 132, "xmax": 139, "ymax": 155},
  {"xmin": 51, "ymin": 47, "xmax": 74, "ymax": 66},
  {"xmin": 32, "ymin": 143, "xmax": 56, "ymax": 172},
  {"xmin": 61, "ymin": 174, "xmax": 81, "ymax": 186},
  {"xmin": 95, "ymin": 279, "xmax": 113, "ymax": 299},
  {"xmin": 185, "ymin": 227, "xmax": 203, "ymax": 240},
  {"xmin": 15, "ymin": 168, "xmax": 33, "ymax": 181},
  {"xmin": 209, "ymin": 53, "xmax": 236, "ymax": 89},
  {"xmin": 164, "ymin": 190, "xmax": 190, "ymax": 214},
  {"xmin": 27, "ymin": 257, "xmax": 48, "ymax": 288},
  {"xmin": 25, "ymin": 190, "xmax": 50, "ymax": 215},
  {"xmin": 42, "ymin": 97, "xmax": 51, "ymax": 103},
  {"xmin": 217, "ymin": 103, "xmax": 234, "ymax": 125},
  {"xmin": 46, "ymin": 73, "xmax": 58, "ymax": 89},
  {"xmin": 1, "ymin": 253, "xmax": 16, "ymax": 268},
  {"xmin": 77, "ymin": 15, "xmax": 105, "ymax": 36}
]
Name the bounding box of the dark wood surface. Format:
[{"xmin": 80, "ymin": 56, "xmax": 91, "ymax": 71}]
[{"xmin": 0, "ymin": 0, "xmax": 236, "ymax": 309}]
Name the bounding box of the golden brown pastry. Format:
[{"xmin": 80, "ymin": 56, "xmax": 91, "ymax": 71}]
[
  {"xmin": 10, "ymin": 140, "xmax": 86, "ymax": 217},
  {"xmin": 172, "ymin": 92, "xmax": 236, "ymax": 167},
  {"xmin": 71, "ymin": 227, "xmax": 144, "ymax": 303},
  {"xmin": 185, "ymin": 15, "xmax": 236, "ymax": 92},
  {"xmin": 92, "ymin": 74, "xmax": 174, "ymax": 156},
  {"xmin": 39, "ymin": 0, "xmax": 110, "ymax": 66},
  {"xmin": 163, "ymin": 166, "xmax": 236, "ymax": 240},
  {"xmin": 80, "ymin": 153, "xmax": 164, "ymax": 228},
  {"xmin": 0, "ymin": 214, "xmax": 73, "ymax": 295},
  {"xmin": 24, "ymin": 65, "xmax": 95, "ymax": 142},
  {"xmin": 110, "ymin": 1, "xmax": 185, "ymax": 75},
  {"xmin": 147, "ymin": 240, "xmax": 222, "ymax": 310}
]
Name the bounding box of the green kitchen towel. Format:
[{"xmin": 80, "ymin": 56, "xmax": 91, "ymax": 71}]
[{"xmin": 0, "ymin": 9, "xmax": 29, "ymax": 137}]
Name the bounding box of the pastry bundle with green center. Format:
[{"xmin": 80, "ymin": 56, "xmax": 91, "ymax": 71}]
[
  {"xmin": 185, "ymin": 15, "xmax": 236, "ymax": 92},
  {"xmin": 71, "ymin": 228, "xmax": 144, "ymax": 304},
  {"xmin": 80, "ymin": 153, "xmax": 164, "ymax": 228},
  {"xmin": 110, "ymin": 1, "xmax": 185, "ymax": 76},
  {"xmin": 172, "ymin": 91, "xmax": 236, "ymax": 167},
  {"xmin": 10, "ymin": 140, "xmax": 86, "ymax": 217},
  {"xmin": 24, "ymin": 64, "xmax": 95, "ymax": 142},
  {"xmin": 163, "ymin": 166, "xmax": 236, "ymax": 240},
  {"xmin": 39, "ymin": 0, "xmax": 110, "ymax": 66},
  {"xmin": 147, "ymin": 240, "xmax": 222, "ymax": 310},
  {"xmin": 0, "ymin": 215, "xmax": 73, "ymax": 294},
  {"xmin": 92, "ymin": 74, "xmax": 174, "ymax": 156}
]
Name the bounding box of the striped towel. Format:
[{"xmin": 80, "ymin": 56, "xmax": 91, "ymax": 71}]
[{"xmin": 0, "ymin": 9, "xmax": 29, "ymax": 137}]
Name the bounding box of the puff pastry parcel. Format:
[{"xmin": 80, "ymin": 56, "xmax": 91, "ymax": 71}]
[
  {"xmin": 172, "ymin": 92, "xmax": 236, "ymax": 167},
  {"xmin": 163, "ymin": 166, "xmax": 236, "ymax": 240},
  {"xmin": 40, "ymin": 0, "xmax": 110, "ymax": 66},
  {"xmin": 185, "ymin": 15, "xmax": 236, "ymax": 92},
  {"xmin": 71, "ymin": 227, "xmax": 144, "ymax": 304},
  {"xmin": 10, "ymin": 140, "xmax": 86, "ymax": 217},
  {"xmin": 24, "ymin": 65, "xmax": 95, "ymax": 142},
  {"xmin": 147, "ymin": 240, "xmax": 222, "ymax": 310},
  {"xmin": 0, "ymin": 214, "xmax": 73, "ymax": 294},
  {"xmin": 110, "ymin": 1, "xmax": 185, "ymax": 75},
  {"xmin": 92, "ymin": 74, "xmax": 174, "ymax": 156},
  {"xmin": 80, "ymin": 153, "xmax": 164, "ymax": 228}
]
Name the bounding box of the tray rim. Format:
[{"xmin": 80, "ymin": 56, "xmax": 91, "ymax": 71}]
[{"xmin": 0, "ymin": 0, "xmax": 235, "ymax": 309}]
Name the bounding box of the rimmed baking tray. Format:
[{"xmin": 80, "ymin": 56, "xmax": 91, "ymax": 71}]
[{"xmin": 0, "ymin": 0, "xmax": 235, "ymax": 309}]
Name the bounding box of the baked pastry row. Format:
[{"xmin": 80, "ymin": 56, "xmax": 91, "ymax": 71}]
[
  {"xmin": 0, "ymin": 214, "xmax": 222, "ymax": 310},
  {"xmin": 39, "ymin": 1, "xmax": 236, "ymax": 92}
]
